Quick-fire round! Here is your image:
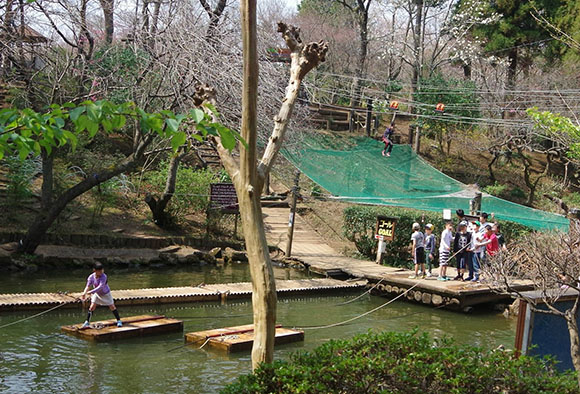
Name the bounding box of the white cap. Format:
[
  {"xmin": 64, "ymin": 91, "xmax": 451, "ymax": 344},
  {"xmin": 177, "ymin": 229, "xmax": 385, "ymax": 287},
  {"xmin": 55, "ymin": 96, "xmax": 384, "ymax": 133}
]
[{"xmin": 412, "ymin": 222, "xmax": 420, "ymax": 230}]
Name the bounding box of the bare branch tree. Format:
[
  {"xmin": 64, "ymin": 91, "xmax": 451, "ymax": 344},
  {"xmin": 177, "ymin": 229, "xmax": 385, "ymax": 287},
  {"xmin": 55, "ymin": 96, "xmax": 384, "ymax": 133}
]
[{"xmin": 482, "ymin": 220, "xmax": 580, "ymax": 386}]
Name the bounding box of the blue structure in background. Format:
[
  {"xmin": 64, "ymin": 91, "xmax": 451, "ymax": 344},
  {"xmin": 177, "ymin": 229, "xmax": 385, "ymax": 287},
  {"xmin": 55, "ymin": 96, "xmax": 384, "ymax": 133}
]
[{"xmin": 516, "ymin": 291, "xmax": 580, "ymax": 371}]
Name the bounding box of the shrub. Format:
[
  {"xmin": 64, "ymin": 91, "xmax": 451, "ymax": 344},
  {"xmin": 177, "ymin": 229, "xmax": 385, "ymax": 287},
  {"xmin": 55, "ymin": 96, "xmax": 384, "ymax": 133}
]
[
  {"xmin": 3, "ymin": 155, "xmax": 41, "ymax": 206},
  {"xmin": 343, "ymin": 205, "xmax": 532, "ymax": 266},
  {"xmin": 145, "ymin": 162, "xmax": 221, "ymax": 218},
  {"xmin": 483, "ymin": 181, "xmax": 508, "ymax": 198},
  {"xmin": 223, "ymin": 331, "xmax": 579, "ymax": 394}
]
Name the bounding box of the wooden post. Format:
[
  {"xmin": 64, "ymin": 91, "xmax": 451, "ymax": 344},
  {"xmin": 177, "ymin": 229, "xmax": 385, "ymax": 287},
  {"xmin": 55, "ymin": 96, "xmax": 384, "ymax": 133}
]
[
  {"xmin": 285, "ymin": 170, "xmax": 301, "ymax": 257},
  {"xmin": 373, "ymin": 113, "xmax": 380, "ymax": 134},
  {"xmin": 365, "ymin": 99, "xmax": 373, "ymax": 137},
  {"xmin": 349, "ymin": 109, "xmax": 355, "ymax": 133},
  {"xmin": 414, "ymin": 125, "xmax": 420, "ymax": 152},
  {"xmin": 408, "ymin": 125, "xmax": 414, "ymax": 146},
  {"xmin": 376, "ymin": 238, "xmax": 385, "ymax": 264}
]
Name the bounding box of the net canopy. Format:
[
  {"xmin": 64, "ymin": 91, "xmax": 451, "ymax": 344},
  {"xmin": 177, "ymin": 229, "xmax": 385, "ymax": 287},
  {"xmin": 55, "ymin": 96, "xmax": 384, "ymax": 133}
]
[{"xmin": 281, "ymin": 134, "xmax": 569, "ymax": 231}]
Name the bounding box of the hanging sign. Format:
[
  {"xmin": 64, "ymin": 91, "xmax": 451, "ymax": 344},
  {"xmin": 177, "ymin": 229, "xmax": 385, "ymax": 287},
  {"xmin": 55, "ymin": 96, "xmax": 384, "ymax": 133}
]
[
  {"xmin": 210, "ymin": 183, "xmax": 239, "ymax": 213},
  {"xmin": 435, "ymin": 103, "xmax": 445, "ymax": 112},
  {"xmin": 389, "ymin": 101, "xmax": 399, "ymax": 110}
]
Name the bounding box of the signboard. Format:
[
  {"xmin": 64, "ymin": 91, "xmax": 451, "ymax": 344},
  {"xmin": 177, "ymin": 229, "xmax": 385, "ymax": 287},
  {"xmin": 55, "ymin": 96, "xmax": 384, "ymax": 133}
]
[
  {"xmin": 210, "ymin": 183, "xmax": 238, "ymax": 213},
  {"xmin": 375, "ymin": 216, "xmax": 398, "ymax": 241}
]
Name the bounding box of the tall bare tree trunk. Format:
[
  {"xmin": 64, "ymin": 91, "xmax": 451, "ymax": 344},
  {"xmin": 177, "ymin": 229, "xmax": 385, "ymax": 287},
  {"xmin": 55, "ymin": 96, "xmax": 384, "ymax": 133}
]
[
  {"xmin": 99, "ymin": 0, "xmax": 115, "ymax": 44},
  {"xmin": 238, "ymin": 0, "xmax": 277, "ymax": 369},
  {"xmin": 210, "ymin": 18, "xmax": 327, "ymax": 370}
]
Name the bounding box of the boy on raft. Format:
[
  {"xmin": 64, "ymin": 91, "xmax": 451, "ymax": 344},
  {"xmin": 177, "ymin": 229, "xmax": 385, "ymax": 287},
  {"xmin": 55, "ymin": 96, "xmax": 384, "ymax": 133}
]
[
  {"xmin": 382, "ymin": 122, "xmax": 395, "ymax": 157},
  {"xmin": 80, "ymin": 262, "xmax": 123, "ymax": 329}
]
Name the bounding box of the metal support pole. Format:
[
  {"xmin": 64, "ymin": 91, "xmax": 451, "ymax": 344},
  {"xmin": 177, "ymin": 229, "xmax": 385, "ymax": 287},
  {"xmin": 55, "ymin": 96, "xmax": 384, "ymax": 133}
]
[
  {"xmin": 365, "ymin": 99, "xmax": 373, "ymax": 137},
  {"xmin": 285, "ymin": 170, "xmax": 301, "ymax": 257},
  {"xmin": 376, "ymin": 238, "xmax": 386, "ymax": 264}
]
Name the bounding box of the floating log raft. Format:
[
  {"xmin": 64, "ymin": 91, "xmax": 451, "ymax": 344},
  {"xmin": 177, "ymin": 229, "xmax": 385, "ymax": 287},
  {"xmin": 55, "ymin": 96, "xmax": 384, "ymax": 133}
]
[
  {"xmin": 61, "ymin": 315, "xmax": 183, "ymax": 341},
  {"xmin": 185, "ymin": 324, "xmax": 304, "ymax": 352}
]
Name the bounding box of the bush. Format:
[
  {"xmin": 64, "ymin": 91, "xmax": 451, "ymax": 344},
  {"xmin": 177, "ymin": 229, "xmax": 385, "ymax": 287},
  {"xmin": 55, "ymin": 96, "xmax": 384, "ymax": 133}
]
[
  {"xmin": 3, "ymin": 155, "xmax": 41, "ymax": 206},
  {"xmin": 483, "ymin": 181, "xmax": 508, "ymax": 198},
  {"xmin": 144, "ymin": 162, "xmax": 222, "ymax": 218},
  {"xmin": 223, "ymin": 331, "xmax": 579, "ymax": 394},
  {"xmin": 343, "ymin": 205, "xmax": 532, "ymax": 266}
]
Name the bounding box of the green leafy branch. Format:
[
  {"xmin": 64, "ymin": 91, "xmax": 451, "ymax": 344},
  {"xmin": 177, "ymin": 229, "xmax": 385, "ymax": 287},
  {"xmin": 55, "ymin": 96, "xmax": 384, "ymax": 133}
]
[{"xmin": 0, "ymin": 100, "xmax": 241, "ymax": 160}]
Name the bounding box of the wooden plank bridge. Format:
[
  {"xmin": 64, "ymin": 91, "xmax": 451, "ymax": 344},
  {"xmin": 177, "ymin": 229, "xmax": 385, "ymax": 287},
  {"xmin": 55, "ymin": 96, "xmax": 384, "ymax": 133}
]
[
  {"xmin": 0, "ymin": 278, "xmax": 366, "ymax": 312},
  {"xmin": 263, "ymin": 207, "xmax": 533, "ymax": 310}
]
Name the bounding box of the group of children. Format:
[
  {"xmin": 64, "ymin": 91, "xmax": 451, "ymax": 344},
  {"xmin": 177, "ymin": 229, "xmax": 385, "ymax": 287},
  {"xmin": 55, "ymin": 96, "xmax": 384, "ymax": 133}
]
[{"xmin": 409, "ymin": 210, "xmax": 505, "ymax": 282}]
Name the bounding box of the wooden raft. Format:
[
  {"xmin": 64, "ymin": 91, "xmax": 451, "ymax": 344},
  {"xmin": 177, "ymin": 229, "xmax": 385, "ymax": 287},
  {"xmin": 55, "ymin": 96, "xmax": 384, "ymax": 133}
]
[
  {"xmin": 185, "ymin": 324, "xmax": 304, "ymax": 352},
  {"xmin": 61, "ymin": 314, "xmax": 183, "ymax": 341}
]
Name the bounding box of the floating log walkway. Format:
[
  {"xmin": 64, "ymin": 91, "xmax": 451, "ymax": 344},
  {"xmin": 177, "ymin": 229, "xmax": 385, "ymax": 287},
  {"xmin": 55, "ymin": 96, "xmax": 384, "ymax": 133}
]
[
  {"xmin": 263, "ymin": 207, "xmax": 533, "ymax": 310},
  {"xmin": 185, "ymin": 324, "xmax": 304, "ymax": 352},
  {"xmin": 0, "ymin": 278, "xmax": 366, "ymax": 312},
  {"xmin": 62, "ymin": 315, "xmax": 183, "ymax": 341}
]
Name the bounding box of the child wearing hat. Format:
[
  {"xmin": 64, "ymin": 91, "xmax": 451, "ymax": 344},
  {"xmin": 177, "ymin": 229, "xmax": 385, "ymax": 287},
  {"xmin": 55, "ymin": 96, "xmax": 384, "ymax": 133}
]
[{"xmin": 424, "ymin": 224, "xmax": 436, "ymax": 278}]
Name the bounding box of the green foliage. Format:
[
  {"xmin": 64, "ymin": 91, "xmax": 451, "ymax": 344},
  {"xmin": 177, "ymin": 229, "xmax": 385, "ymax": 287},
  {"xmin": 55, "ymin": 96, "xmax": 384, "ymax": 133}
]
[
  {"xmin": 527, "ymin": 108, "xmax": 580, "ymax": 162},
  {"xmin": 223, "ymin": 330, "xmax": 579, "ymax": 394},
  {"xmin": 89, "ymin": 46, "xmax": 149, "ymax": 104},
  {"xmin": 414, "ymin": 75, "xmax": 479, "ymax": 153},
  {"xmin": 343, "ymin": 205, "xmax": 532, "ymax": 265},
  {"xmin": 483, "ymin": 181, "xmax": 508, "ymax": 198},
  {"xmin": 0, "ymin": 100, "xmax": 240, "ymax": 161},
  {"xmin": 471, "ymin": 0, "xmax": 564, "ymax": 61},
  {"xmin": 89, "ymin": 175, "xmax": 134, "ymax": 227},
  {"xmin": 145, "ymin": 163, "xmax": 221, "ymax": 217},
  {"xmin": 2, "ymin": 155, "xmax": 41, "ymax": 206}
]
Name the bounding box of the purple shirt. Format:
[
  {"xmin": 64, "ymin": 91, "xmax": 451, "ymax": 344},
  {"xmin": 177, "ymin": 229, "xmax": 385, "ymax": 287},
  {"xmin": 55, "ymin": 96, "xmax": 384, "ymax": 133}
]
[{"xmin": 86, "ymin": 273, "xmax": 111, "ymax": 295}]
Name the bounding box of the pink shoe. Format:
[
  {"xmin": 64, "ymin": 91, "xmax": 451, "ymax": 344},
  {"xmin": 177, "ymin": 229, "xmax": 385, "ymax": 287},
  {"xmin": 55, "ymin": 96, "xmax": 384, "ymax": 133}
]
[
  {"xmin": 386, "ymin": 152, "xmax": 391, "ymax": 157},
  {"xmin": 382, "ymin": 151, "xmax": 386, "ymax": 156}
]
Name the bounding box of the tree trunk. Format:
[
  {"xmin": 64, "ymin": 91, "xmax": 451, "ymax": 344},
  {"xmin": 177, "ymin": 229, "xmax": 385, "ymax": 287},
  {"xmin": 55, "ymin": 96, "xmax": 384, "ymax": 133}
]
[
  {"xmin": 507, "ymin": 48, "xmax": 517, "ymax": 89},
  {"xmin": 350, "ymin": 9, "xmax": 369, "ymax": 108},
  {"xmin": 144, "ymin": 152, "xmax": 184, "ymax": 226},
  {"xmin": 239, "ymin": 0, "xmax": 277, "ymax": 370},
  {"xmin": 40, "ymin": 150, "xmax": 54, "ymax": 211},
  {"xmin": 410, "ymin": 0, "xmax": 424, "ymax": 114},
  {"xmin": 18, "ymin": 147, "xmax": 148, "ymax": 254},
  {"xmin": 565, "ymin": 311, "xmax": 580, "ymax": 388},
  {"xmin": 99, "ymin": 0, "xmax": 115, "ymax": 44}
]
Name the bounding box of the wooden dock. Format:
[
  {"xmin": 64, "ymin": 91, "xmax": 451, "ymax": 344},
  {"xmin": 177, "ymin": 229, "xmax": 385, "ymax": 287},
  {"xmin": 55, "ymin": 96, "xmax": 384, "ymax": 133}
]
[
  {"xmin": 61, "ymin": 315, "xmax": 183, "ymax": 341},
  {"xmin": 185, "ymin": 324, "xmax": 304, "ymax": 352},
  {"xmin": 263, "ymin": 207, "xmax": 533, "ymax": 310},
  {"xmin": 0, "ymin": 278, "xmax": 366, "ymax": 311}
]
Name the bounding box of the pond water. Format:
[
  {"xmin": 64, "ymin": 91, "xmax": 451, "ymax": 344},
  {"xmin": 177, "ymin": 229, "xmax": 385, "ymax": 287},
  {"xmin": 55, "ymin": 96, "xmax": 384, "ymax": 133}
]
[
  {"xmin": 0, "ymin": 263, "xmax": 310, "ymax": 294},
  {"xmin": 0, "ymin": 266, "xmax": 517, "ymax": 394}
]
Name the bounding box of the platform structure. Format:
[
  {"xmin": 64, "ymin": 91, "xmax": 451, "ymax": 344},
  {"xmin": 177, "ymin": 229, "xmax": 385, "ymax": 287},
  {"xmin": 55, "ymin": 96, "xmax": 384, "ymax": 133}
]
[
  {"xmin": 262, "ymin": 207, "xmax": 534, "ymax": 309},
  {"xmin": 0, "ymin": 278, "xmax": 366, "ymax": 311},
  {"xmin": 61, "ymin": 315, "xmax": 183, "ymax": 341},
  {"xmin": 185, "ymin": 324, "xmax": 304, "ymax": 352}
]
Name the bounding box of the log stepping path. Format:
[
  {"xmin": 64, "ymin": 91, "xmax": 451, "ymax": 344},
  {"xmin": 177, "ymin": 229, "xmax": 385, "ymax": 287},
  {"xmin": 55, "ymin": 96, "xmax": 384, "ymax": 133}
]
[
  {"xmin": 0, "ymin": 278, "xmax": 366, "ymax": 311},
  {"xmin": 262, "ymin": 207, "xmax": 533, "ymax": 309}
]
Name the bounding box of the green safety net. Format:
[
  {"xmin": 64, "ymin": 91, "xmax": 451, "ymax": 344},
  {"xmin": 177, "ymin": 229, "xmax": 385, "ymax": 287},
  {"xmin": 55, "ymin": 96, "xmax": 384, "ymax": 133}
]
[{"xmin": 281, "ymin": 134, "xmax": 569, "ymax": 231}]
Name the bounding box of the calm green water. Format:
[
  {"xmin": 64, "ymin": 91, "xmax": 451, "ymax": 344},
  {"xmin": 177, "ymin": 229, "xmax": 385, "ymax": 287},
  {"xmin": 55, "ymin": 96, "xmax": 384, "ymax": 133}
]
[
  {"xmin": 0, "ymin": 263, "xmax": 309, "ymax": 294},
  {"xmin": 0, "ymin": 266, "xmax": 517, "ymax": 394}
]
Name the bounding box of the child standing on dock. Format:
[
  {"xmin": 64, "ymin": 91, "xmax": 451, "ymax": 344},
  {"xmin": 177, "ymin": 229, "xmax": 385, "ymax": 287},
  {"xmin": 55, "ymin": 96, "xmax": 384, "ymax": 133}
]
[
  {"xmin": 409, "ymin": 222, "xmax": 426, "ymax": 279},
  {"xmin": 438, "ymin": 221, "xmax": 453, "ymax": 281},
  {"xmin": 453, "ymin": 221, "xmax": 472, "ymax": 281},
  {"xmin": 424, "ymin": 224, "xmax": 436, "ymax": 278},
  {"xmin": 80, "ymin": 262, "xmax": 122, "ymax": 329}
]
